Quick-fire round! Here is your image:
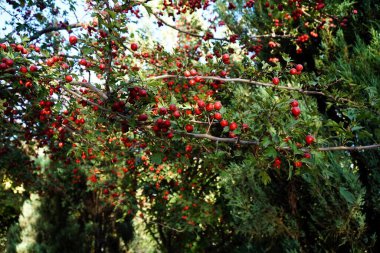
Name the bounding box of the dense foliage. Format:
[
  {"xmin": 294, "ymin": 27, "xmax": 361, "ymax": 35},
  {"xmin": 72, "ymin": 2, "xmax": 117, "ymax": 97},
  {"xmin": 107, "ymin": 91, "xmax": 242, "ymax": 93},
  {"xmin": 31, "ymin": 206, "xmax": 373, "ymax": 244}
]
[{"xmin": 0, "ymin": 0, "xmax": 379, "ymax": 252}]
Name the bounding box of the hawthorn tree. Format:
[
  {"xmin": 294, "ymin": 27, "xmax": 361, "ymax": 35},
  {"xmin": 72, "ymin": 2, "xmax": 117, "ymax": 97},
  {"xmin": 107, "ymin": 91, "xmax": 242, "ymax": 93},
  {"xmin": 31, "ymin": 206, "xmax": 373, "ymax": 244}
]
[{"xmin": 0, "ymin": 0, "xmax": 380, "ymax": 252}]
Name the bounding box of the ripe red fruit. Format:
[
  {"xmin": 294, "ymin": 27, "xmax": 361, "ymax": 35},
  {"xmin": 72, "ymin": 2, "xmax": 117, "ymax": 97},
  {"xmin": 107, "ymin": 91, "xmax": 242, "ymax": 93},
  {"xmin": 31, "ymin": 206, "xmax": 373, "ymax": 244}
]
[
  {"xmin": 185, "ymin": 145, "xmax": 192, "ymax": 152},
  {"xmin": 206, "ymin": 103, "xmax": 214, "ymax": 111},
  {"xmin": 185, "ymin": 124, "xmax": 193, "ymax": 133},
  {"xmin": 273, "ymin": 157, "xmax": 281, "ymax": 169},
  {"xmin": 159, "ymin": 107, "xmax": 167, "ymax": 115},
  {"xmin": 194, "ymin": 107, "xmax": 202, "ymax": 115},
  {"xmin": 214, "ymin": 112, "xmax": 222, "ymax": 120},
  {"xmin": 20, "ymin": 66, "xmax": 28, "ymax": 73},
  {"xmin": 290, "ymin": 68, "xmax": 297, "ymax": 75},
  {"xmin": 290, "ymin": 100, "xmax": 299, "ymax": 107},
  {"xmin": 29, "ymin": 65, "xmax": 38, "ymax": 72},
  {"xmin": 69, "ymin": 35, "xmax": 78, "ymax": 45},
  {"xmin": 214, "ymin": 101, "xmax": 222, "ymax": 110},
  {"xmin": 272, "ymin": 77, "xmax": 280, "ymax": 85},
  {"xmin": 229, "ymin": 122, "xmax": 238, "ymax": 131},
  {"xmin": 294, "ymin": 161, "xmax": 303, "ymax": 168},
  {"xmin": 65, "ymin": 75, "xmax": 73, "ymax": 82},
  {"xmin": 138, "ymin": 114, "xmax": 148, "ymax": 121},
  {"xmin": 79, "ymin": 59, "xmax": 87, "ymax": 66},
  {"xmin": 190, "ymin": 69, "xmax": 197, "ymax": 76},
  {"xmin": 305, "ymin": 135, "xmax": 315, "ymax": 145},
  {"xmin": 173, "ymin": 110, "xmax": 181, "ymax": 118},
  {"xmin": 291, "ymin": 107, "xmax": 301, "ymax": 117},
  {"xmin": 296, "ymin": 64, "xmax": 303, "ymax": 72},
  {"xmin": 197, "ymin": 100, "xmax": 205, "ymax": 108},
  {"xmin": 304, "ymin": 153, "xmax": 311, "ymax": 159},
  {"xmin": 131, "ymin": 43, "xmax": 138, "ymax": 51},
  {"xmin": 169, "ymin": 104, "xmax": 177, "ymax": 112},
  {"xmin": 4, "ymin": 58, "xmax": 13, "ymax": 67},
  {"xmin": 184, "ymin": 70, "xmax": 191, "ymax": 77},
  {"xmin": 222, "ymin": 53, "xmax": 230, "ymax": 62},
  {"xmin": 220, "ymin": 119, "xmax": 229, "ymax": 127}
]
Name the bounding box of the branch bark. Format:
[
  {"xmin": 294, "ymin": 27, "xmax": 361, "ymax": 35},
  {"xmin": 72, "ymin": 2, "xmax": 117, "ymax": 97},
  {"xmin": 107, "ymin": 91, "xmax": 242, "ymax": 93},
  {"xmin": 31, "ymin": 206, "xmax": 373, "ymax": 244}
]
[
  {"xmin": 29, "ymin": 23, "xmax": 82, "ymax": 41},
  {"xmin": 70, "ymin": 81, "xmax": 108, "ymax": 100},
  {"xmin": 182, "ymin": 132, "xmax": 380, "ymax": 152},
  {"xmin": 147, "ymin": 74, "xmax": 324, "ymax": 94},
  {"xmin": 146, "ymin": 74, "xmax": 359, "ymax": 104}
]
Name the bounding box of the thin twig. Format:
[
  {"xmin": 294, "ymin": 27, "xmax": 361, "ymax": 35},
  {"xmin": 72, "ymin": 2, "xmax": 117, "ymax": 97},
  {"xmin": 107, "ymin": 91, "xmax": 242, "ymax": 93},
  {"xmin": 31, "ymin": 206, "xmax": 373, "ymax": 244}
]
[{"xmin": 152, "ymin": 13, "xmax": 228, "ymax": 41}]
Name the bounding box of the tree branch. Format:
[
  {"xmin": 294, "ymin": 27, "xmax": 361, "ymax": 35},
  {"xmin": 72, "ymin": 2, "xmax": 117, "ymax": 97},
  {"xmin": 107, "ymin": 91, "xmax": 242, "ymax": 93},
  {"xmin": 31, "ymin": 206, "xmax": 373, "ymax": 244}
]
[
  {"xmin": 147, "ymin": 74, "xmax": 324, "ymax": 95},
  {"xmin": 152, "ymin": 13, "xmax": 228, "ymax": 41},
  {"xmin": 29, "ymin": 23, "xmax": 82, "ymax": 42},
  {"xmin": 70, "ymin": 81, "xmax": 108, "ymax": 100},
  {"xmin": 182, "ymin": 132, "xmax": 380, "ymax": 152}
]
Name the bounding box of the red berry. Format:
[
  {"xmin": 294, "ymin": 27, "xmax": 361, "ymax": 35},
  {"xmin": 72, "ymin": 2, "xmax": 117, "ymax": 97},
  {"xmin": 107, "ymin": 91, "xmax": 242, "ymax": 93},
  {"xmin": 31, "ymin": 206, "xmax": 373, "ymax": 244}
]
[
  {"xmin": 185, "ymin": 145, "xmax": 192, "ymax": 152},
  {"xmin": 185, "ymin": 124, "xmax": 193, "ymax": 133},
  {"xmin": 214, "ymin": 101, "xmax": 222, "ymax": 110},
  {"xmin": 290, "ymin": 100, "xmax": 299, "ymax": 107},
  {"xmin": 291, "ymin": 107, "xmax": 301, "ymax": 117},
  {"xmin": 294, "ymin": 161, "xmax": 303, "ymax": 168},
  {"xmin": 138, "ymin": 114, "xmax": 148, "ymax": 121},
  {"xmin": 229, "ymin": 122, "xmax": 238, "ymax": 131},
  {"xmin": 169, "ymin": 104, "xmax": 177, "ymax": 112},
  {"xmin": 190, "ymin": 69, "xmax": 197, "ymax": 76},
  {"xmin": 296, "ymin": 64, "xmax": 303, "ymax": 72},
  {"xmin": 184, "ymin": 70, "xmax": 191, "ymax": 77},
  {"xmin": 305, "ymin": 135, "xmax": 315, "ymax": 145},
  {"xmin": 131, "ymin": 43, "xmax": 138, "ymax": 51},
  {"xmin": 206, "ymin": 103, "xmax": 214, "ymax": 111},
  {"xmin": 173, "ymin": 110, "xmax": 181, "ymax": 118},
  {"xmin": 304, "ymin": 153, "xmax": 311, "ymax": 159},
  {"xmin": 220, "ymin": 119, "xmax": 229, "ymax": 127},
  {"xmin": 69, "ymin": 35, "xmax": 78, "ymax": 45},
  {"xmin": 197, "ymin": 100, "xmax": 205, "ymax": 108},
  {"xmin": 222, "ymin": 54, "xmax": 230, "ymax": 62},
  {"xmin": 20, "ymin": 66, "xmax": 28, "ymax": 73},
  {"xmin": 5, "ymin": 58, "xmax": 13, "ymax": 67},
  {"xmin": 272, "ymin": 77, "xmax": 280, "ymax": 85},
  {"xmin": 65, "ymin": 75, "xmax": 73, "ymax": 82},
  {"xmin": 29, "ymin": 65, "xmax": 38, "ymax": 72},
  {"xmin": 159, "ymin": 107, "xmax": 167, "ymax": 115},
  {"xmin": 79, "ymin": 59, "xmax": 87, "ymax": 66},
  {"xmin": 273, "ymin": 157, "xmax": 281, "ymax": 169},
  {"xmin": 290, "ymin": 68, "xmax": 297, "ymax": 75},
  {"xmin": 214, "ymin": 112, "xmax": 222, "ymax": 120}
]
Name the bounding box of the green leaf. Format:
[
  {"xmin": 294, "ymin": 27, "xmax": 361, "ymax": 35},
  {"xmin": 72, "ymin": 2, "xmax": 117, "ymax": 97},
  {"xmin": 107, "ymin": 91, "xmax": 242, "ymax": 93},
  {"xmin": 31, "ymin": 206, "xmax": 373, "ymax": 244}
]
[
  {"xmin": 259, "ymin": 170, "xmax": 271, "ymax": 185},
  {"xmin": 263, "ymin": 147, "xmax": 277, "ymax": 158},
  {"xmin": 339, "ymin": 187, "xmax": 355, "ymax": 204},
  {"xmin": 151, "ymin": 153, "xmax": 164, "ymax": 165}
]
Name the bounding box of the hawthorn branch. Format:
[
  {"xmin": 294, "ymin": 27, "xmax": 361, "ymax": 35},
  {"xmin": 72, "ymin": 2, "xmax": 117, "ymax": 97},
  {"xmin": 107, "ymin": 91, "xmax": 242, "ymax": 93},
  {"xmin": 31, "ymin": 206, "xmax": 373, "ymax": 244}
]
[
  {"xmin": 61, "ymin": 86, "xmax": 109, "ymax": 112},
  {"xmin": 146, "ymin": 74, "xmax": 360, "ymax": 105},
  {"xmin": 317, "ymin": 144, "xmax": 380, "ymax": 151},
  {"xmin": 70, "ymin": 81, "xmax": 108, "ymax": 100},
  {"xmin": 152, "ymin": 13, "xmax": 228, "ymax": 41},
  {"xmin": 104, "ymin": 0, "xmax": 113, "ymax": 94},
  {"xmin": 62, "ymin": 86, "xmax": 129, "ymax": 120},
  {"xmin": 147, "ymin": 74, "xmax": 323, "ymax": 94},
  {"xmin": 183, "ymin": 132, "xmax": 380, "ymax": 152},
  {"xmin": 29, "ymin": 23, "xmax": 82, "ymax": 42},
  {"xmin": 152, "ymin": 12, "xmax": 292, "ymax": 42}
]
